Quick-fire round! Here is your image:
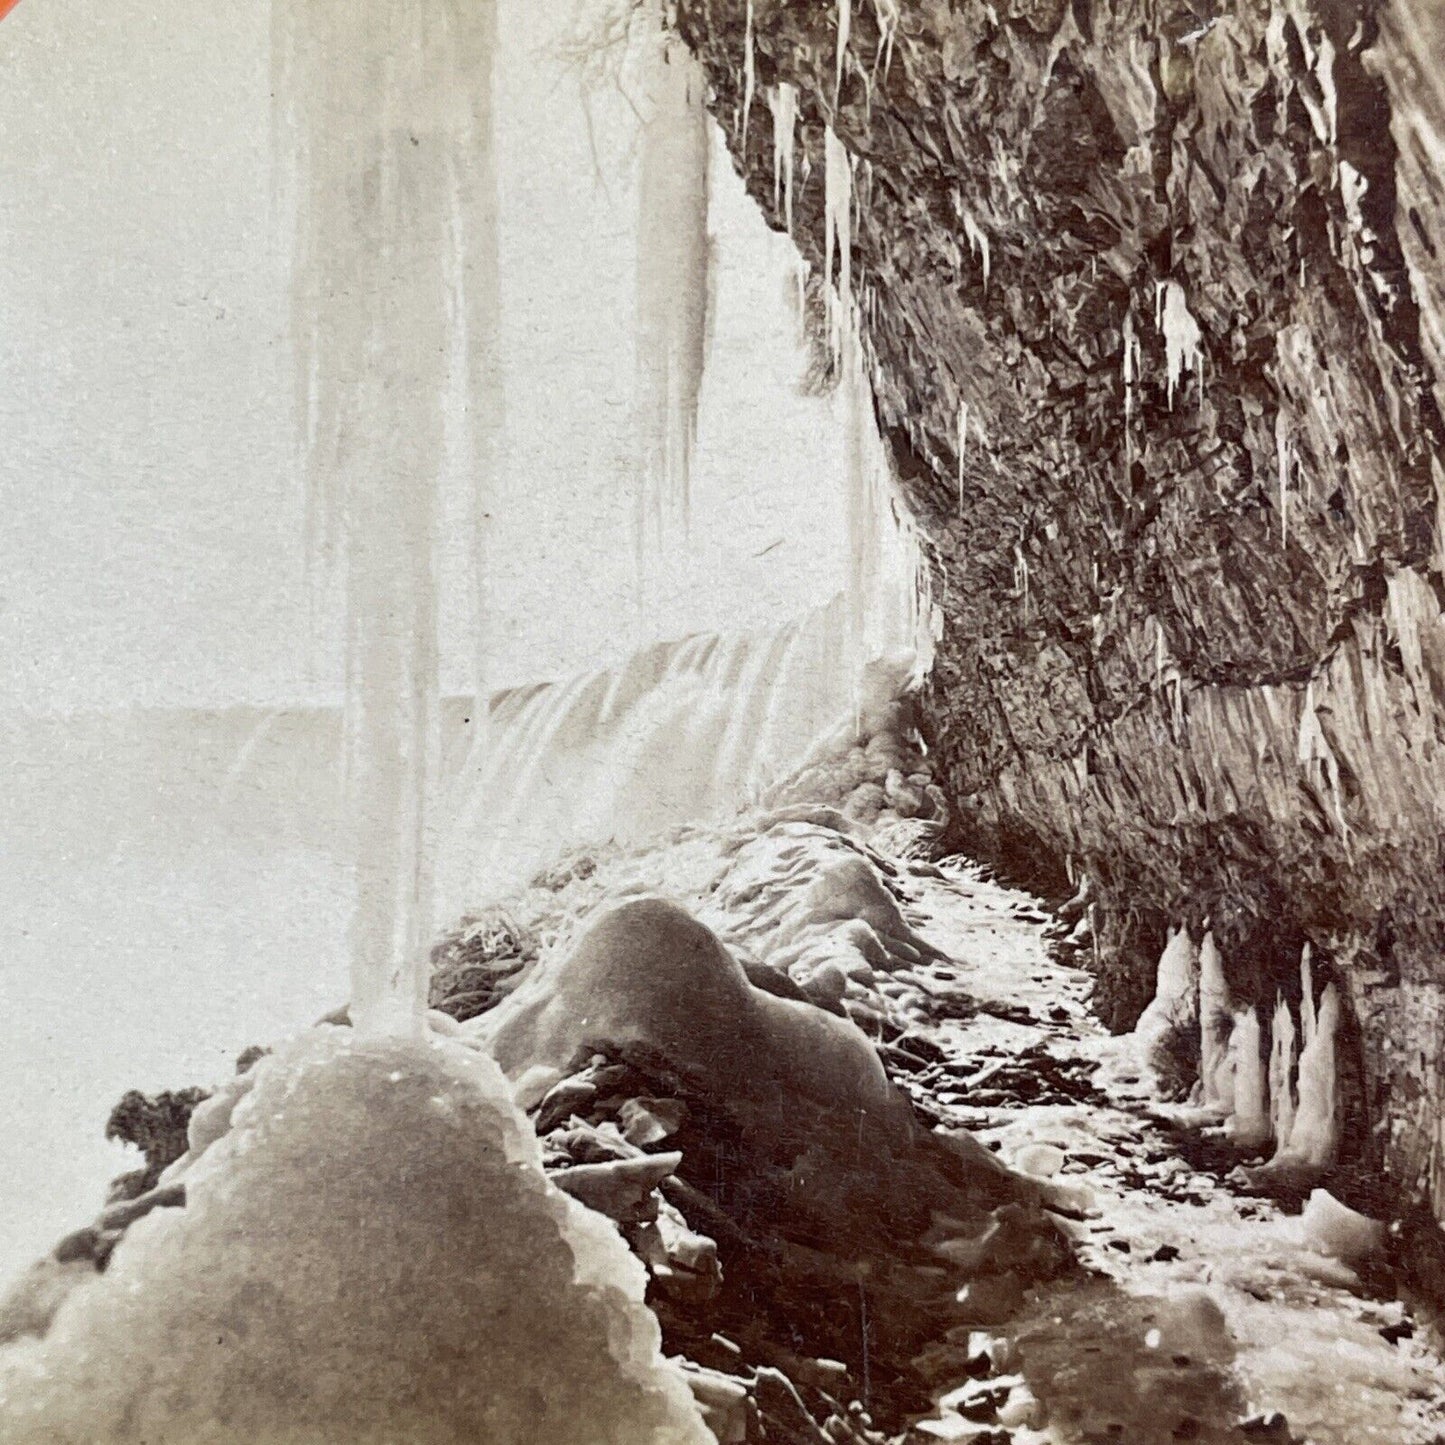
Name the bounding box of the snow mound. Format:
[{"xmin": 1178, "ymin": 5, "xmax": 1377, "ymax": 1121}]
[
  {"xmin": 0, "ymin": 1029, "xmax": 709, "ymax": 1445},
  {"xmin": 1298, "ymin": 1189, "xmax": 1386, "ymax": 1264},
  {"xmin": 474, "ymin": 897, "xmax": 907, "ymax": 1138}
]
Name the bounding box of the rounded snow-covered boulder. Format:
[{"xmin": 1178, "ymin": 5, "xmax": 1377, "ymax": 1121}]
[
  {"xmin": 475, "ymin": 898, "xmax": 907, "ymax": 1140},
  {"xmin": 0, "ymin": 1028, "xmax": 710, "ymax": 1445}
]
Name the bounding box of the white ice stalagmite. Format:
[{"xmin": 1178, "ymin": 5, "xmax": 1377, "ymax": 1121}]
[
  {"xmin": 1198, "ymin": 930, "xmax": 1233, "ymax": 1109},
  {"xmin": 1269, "ymin": 993, "xmax": 1297, "ymax": 1148},
  {"xmin": 273, "ymin": 0, "xmax": 501, "ymax": 1036},
  {"xmin": 1134, "ymin": 926, "xmax": 1200, "ymax": 1058},
  {"xmin": 635, "ymin": 13, "xmax": 711, "ymax": 557},
  {"xmin": 1226, "ymin": 1006, "xmax": 1271, "ymax": 1149},
  {"xmin": 1275, "ymin": 982, "xmax": 1342, "ymax": 1170}
]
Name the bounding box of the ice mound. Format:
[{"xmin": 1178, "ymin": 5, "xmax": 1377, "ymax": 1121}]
[
  {"xmin": 1298, "ymin": 1189, "xmax": 1386, "ymax": 1264},
  {"xmin": 474, "ymin": 897, "xmax": 908, "ymax": 1138},
  {"xmin": 0, "ymin": 1028, "xmax": 710, "ymax": 1445},
  {"xmin": 710, "ymin": 822, "xmax": 938, "ymax": 984}
]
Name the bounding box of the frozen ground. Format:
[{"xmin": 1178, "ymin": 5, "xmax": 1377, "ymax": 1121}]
[
  {"xmin": 895, "ymin": 859, "xmax": 1445, "ymax": 1445},
  {"xmin": 3, "ymin": 749, "xmax": 1441, "ymax": 1443}
]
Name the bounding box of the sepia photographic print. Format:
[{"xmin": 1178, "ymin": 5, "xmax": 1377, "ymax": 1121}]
[{"xmin": 2, "ymin": 1, "xmax": 1444, "ymax": 1440}]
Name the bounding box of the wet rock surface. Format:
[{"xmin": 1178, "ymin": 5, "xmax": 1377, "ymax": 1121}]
[{"xmin": 674, "ymin": 0, "xmax": 1445, "ymax": 1230}]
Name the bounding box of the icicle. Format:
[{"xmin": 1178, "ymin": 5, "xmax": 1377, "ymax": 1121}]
[
  {"xmin": 1122, "ymin": 307, "xmax": 1141, "ymax": 420},
  {"xmin": 1269, "ymin": 993, "xmax": 1297, "ymax": 1148},
  {"xmin": 1276, "ymin": 983, "xmax": 1341, "ymax": 1169},
  {"xmin": 962, "ymin": 212, "xmax": 991, "ymax": 290},
  {"xmin": 635, "ymin": 21, "xmax": 711, "ymax": 552},
  {"xmin": 836, "ymin": 0, "xmax": 852, "ymax": 103},
  {"xmin": 1155, "ymin": 280, "xmax": 1202, "ymax": 410},
  {"xmin": 741, "ymin": 0, "xmax": 756, "ymax": 139},
  {"xmin": 1198, "ymin": 931, "xmax": 1232, "ymax": 1108},
  {"xmin": 1226, "ymin": 1007, "xmax": 1271, "ymax": 1149},
  {"xmin": 1300, "ymin": 942, "xmax": 1317, "ymax": 1048},
  {"xmin": 1012, "ymin": 541, "xmax": 1030, "ymax": 618},
  {"xmin": 769, "ymin": 83, "xmax": 798, "ymax": 235},
  {"xmin": 1275, "ymin": 411, "xmax": 1291, "ymax": 547},
  {"xmin": 873, "ymin": 0, "xmax": 900, "ymax": 77},
  {"xmin": 956, "ymin": 400, "xmax": 969, "ymax": 512},
  {"xmin": 274, "ymin": 0, "xmax": 501, "ymax": 1037},
  {"xmin": 824, "ymin": 126, "xmax": 854, "ymax": 360}
]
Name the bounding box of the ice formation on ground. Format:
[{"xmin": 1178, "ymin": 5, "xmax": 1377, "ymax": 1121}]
[
  {"xmin": 1133, "ymin": 926, "xmax": 1199, "ymax": 1058},
  {"xmin": 0, "ymin": 1029, "xmax": 709, "ymax": 1445},
  {"xmin": 474, "ymin": 897, "xmax": 909, "ymax": 1140},
  {"xmin": 1197, "ymin": 930, "xmax": 1233, "ymax": 1110},
  {"xmin": 1273, "ymin": 982, "xmax": 1341, "ymax": 1170},
  {"xmin": 1298, "ymin": 1189, "xmax": 1386, "ymax": 1265},
  {"xmin": 1225, "ymin": 1006, "xmax": 1270, "ymax": 1150},
  {"xmin": 1268, "ymin": 994, "xmax": 1297, "ymax": 1150}
]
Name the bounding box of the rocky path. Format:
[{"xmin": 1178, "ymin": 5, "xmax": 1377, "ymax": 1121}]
[
  {"xmin": 10, "ymin": 808, "xmax": 1443, "ymax": 1445},
  {"xmin": 891, "ymin": 858, "xmax": 1445, "ymax": 1445}
]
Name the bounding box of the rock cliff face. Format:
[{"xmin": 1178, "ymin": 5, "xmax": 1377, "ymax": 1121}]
[{"xmin": 675, "ymin": 0, "xmax": 1445, "ymax": 1224}]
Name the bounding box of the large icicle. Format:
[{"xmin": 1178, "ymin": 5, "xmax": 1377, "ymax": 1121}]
[
  {"xmin": 824, "ymin": 126, "xmax": 854, "ymax": 360},
  {"xmin": 1155, "ymin": 280, "xmax": 1203, "ymax": 409},
  {"xmin": 1198, "ymin": 930, "xmax": 1232, "ymax": 1108},
  {"xmin": 836, "ymin": 0, "xmax": 852, "ymax": 103},
  {"xmin": 1269, "ymin": 993, "xmax": 1297, "ymax": 1147},
  {"xmin": 273, "ymin": 0, "xmax": 501, "ymax": 1037},
  {"xmin": 741, "ymin": 0, "xmax": 756, "ymax": 137},
  {"xmin": 635, "ymin": 15, "xmax": 711, "ymax": 557},
  {"xmin": 769, "ymin": 83, "xmax": 798, "ymax": 235}
]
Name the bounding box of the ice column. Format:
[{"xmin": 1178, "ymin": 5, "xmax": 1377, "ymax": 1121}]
[
  {"xmin": 635, "ymin": 14, "xmax": 711, "ymax": 557},
  {"xmin": 274, "ymin": 0, "xmax": 501, "ymax": 1034}
]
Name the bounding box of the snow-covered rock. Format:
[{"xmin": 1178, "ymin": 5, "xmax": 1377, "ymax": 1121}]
[{"xmin": 0, "ymin": 1028, "xmax": 710, "ymax": 1445}]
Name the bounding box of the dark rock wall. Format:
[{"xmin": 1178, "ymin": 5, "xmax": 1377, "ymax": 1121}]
[{"xmin": 675, "ymin": 0, "xmax": 1445, "ymax": 1218}]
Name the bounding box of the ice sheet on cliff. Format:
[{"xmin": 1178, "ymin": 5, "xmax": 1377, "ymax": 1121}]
[{"xmin": 0, "ymin": 1029, "xmax": 710, "ymax": 1445}]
